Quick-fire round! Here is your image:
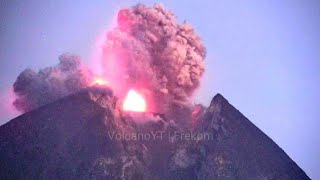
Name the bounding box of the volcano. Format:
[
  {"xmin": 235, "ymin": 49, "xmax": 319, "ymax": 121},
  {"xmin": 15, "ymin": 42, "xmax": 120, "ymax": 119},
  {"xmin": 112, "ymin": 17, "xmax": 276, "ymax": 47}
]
[{"xmin": 0, "ymin": 88, "xmax": 310, "ymax": 179}]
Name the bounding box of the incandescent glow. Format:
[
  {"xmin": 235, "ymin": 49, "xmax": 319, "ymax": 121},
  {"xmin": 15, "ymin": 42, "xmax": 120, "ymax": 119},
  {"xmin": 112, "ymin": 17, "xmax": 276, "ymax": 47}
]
[
  {"xmin": 92, "ymin": 77, "xmax": 108, "ymax": 86},
  {"xmin": 123, "ymin": 89, "xmax": 146, "ymax": 112}
]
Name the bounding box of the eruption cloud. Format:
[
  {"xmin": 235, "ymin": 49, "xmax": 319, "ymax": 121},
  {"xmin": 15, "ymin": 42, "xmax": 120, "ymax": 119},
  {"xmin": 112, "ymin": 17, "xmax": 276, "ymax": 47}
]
[
  {"xmin": 12, "ymin": 4, "xmax": 206, "ymax": 114},
  {"xmin": 100, "ymin": 4, "xmax": 206, "ymax": 112},
  {"xmin": 13, "ymin": 54, "xmax": 93, "ymax": 112}
]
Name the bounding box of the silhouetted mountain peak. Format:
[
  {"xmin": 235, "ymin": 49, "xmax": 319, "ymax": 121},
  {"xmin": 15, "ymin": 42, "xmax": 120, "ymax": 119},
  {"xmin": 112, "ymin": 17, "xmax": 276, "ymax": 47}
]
[
  {"xmin": 209, "ymin": 93, "xmax": 229, "ymax": 113},
  {"xmin": 0, "ymin": 90, "xmax": 310, "ymax": 179},
  {"xmin": 210, "ymin": 93, "xmax": 226, "ymax": 105}
]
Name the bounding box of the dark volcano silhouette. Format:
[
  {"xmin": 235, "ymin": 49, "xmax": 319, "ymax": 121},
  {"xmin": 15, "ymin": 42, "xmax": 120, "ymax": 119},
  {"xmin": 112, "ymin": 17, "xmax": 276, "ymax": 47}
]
[{"xmin": 0, "ymin": 88, "xmax": 310, "ymax": 179}]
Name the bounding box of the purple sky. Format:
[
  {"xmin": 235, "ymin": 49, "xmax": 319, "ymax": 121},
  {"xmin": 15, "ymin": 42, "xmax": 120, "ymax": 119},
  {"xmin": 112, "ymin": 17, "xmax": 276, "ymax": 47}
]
[{"xmin": 0, "ymin": 0, "xmax": 319, "ymax": 178}]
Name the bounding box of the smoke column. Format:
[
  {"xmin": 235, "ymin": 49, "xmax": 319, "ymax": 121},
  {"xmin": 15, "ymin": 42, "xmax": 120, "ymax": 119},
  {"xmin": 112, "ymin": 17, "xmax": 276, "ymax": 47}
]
[
  {"xmin": 100, "ymin": 4, "xmax": 206, "ymax": 112},
  {"xmin": 12, "ymin": 4, "xmax": 206, "ymax": 113}
]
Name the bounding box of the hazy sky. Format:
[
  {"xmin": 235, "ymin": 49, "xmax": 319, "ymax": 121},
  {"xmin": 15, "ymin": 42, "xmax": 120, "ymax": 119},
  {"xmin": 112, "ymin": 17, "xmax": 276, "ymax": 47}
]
[{"xmin": 0, "ymin": 0, "xmax": 319, "ymax": 178}]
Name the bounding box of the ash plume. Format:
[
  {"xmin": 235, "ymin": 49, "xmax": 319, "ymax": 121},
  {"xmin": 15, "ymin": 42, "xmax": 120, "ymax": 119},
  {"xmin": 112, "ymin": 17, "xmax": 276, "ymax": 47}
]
[
  {"xmin": 13, "ymin": 53, "xmax": 93, "ymax": 112},
  {"xmin": 12, "ymin": 3, "xmax": 206, "ymax": 114},
  {"xmin": 101, "ymin": 4, "xmax": 206, "ymax": 111}
]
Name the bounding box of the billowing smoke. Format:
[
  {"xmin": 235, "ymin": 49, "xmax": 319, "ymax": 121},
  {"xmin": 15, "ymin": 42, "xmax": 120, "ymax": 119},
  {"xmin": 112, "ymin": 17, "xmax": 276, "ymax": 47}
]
[
  {"xmin": 100, "ymin": 4, "xmax": 206, "ymax": 112},
  {"xmin": 12, "ymin": 3, "xmax": 206, "ymax": 114},
  {"xmin": 13, "ymin": 53, "xmax": 93, "ymax": 112}
]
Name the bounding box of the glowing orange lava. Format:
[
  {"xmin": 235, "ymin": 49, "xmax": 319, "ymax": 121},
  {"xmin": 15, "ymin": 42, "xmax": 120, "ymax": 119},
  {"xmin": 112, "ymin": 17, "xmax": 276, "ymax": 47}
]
[
  {"xmin": 122, "ymin": 89, "xmax": 146, "ymax": 112},
  {"xmin": 92, "ymin": 77, "xmax": 108, "ymax": 86}
]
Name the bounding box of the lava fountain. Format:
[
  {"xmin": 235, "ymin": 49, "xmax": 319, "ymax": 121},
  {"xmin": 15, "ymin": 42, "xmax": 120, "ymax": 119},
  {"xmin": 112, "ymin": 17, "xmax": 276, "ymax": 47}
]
[
  {"xmin": 92, "ymin": 76, "xmax": 109, "ymax": 86},
  {"xmin": 122, "ymin": 89, "xmax": 146, "ymax": 112}
]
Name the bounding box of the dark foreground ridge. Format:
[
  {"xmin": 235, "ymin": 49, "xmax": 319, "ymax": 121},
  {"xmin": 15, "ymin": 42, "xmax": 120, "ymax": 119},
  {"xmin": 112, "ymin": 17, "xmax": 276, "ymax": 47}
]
[{"xmin": 0, "ymin": 87, "xmax": 310, "ymax": 179}]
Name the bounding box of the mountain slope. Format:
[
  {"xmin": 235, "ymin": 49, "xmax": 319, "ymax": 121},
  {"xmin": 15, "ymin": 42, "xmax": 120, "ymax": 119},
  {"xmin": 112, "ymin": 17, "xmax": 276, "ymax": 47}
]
[
  {"xmin": 0, "ymin": 89, "xmax": 310, "ymax": 179},
  {"xmin": 193, "ymin": 94, "xmax": 310, "ymax": 179}
]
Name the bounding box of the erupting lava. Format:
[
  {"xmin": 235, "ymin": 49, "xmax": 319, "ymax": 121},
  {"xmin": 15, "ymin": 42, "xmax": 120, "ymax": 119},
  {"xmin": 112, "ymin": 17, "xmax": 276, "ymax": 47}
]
[
  {"xmin": 122, "ymin": 89, "xmax": 146, "ymax": 112},
  {"xmin": 92, "ymin": 77, "xmax": 108, "ymax": 86}
]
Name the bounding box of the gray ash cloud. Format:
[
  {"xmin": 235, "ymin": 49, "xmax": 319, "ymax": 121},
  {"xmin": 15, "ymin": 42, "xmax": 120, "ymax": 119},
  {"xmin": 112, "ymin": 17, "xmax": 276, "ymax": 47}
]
[
  {"xmin": 12, "ymin": 3, "xmax": 206, "ymax": 113},
  {"xmin": 101, "ymin": 4, "xmax": 206, "ymax": 111},
  {"xmin": 13, "ymin": 53, "xmax": 93, "ymax": 112}
]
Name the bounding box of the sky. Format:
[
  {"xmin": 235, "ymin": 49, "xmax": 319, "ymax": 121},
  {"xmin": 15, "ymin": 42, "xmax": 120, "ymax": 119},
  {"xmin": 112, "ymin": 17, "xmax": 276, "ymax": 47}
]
[{"xmin": 0, "ymin": 0, "xmax": 319, "ymax": 178}]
